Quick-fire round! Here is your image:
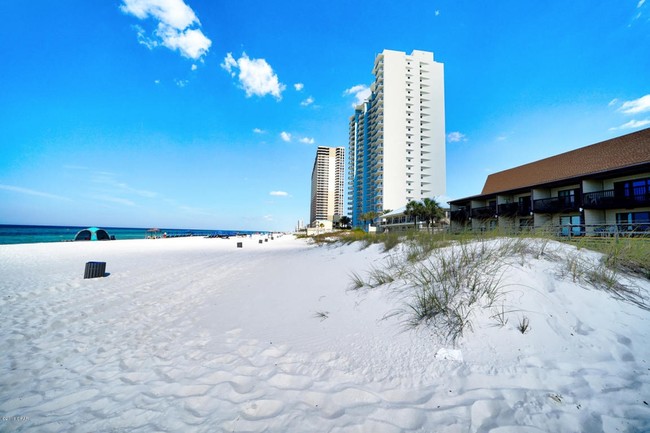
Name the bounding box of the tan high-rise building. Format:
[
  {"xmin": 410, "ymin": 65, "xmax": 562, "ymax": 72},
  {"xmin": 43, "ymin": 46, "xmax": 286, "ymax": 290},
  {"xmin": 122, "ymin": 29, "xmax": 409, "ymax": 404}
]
[{"xmin": 310, "ymin": 146, "xmax": 345, "ymax": 226}]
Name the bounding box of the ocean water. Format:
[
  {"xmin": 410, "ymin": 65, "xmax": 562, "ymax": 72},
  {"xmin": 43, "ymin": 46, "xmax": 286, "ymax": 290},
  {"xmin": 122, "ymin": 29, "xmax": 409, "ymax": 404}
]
[{"xmin": 0, "ymin": 225, "xmax": 257, "ymax": 245}]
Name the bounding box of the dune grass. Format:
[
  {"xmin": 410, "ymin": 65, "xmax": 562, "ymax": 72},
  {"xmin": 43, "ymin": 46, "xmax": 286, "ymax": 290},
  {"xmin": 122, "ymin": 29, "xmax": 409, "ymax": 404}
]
[
  {"xmin": 341, "ymin": 228, "xmax": 650, "ymax": 342},
  {"xmin": 570, "ymin": 236, "xmax": 650, "ymax": 279}
]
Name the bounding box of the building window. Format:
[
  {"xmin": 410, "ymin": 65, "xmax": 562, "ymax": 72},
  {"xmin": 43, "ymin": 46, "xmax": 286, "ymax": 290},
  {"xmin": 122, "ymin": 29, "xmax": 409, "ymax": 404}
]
[
  {"xmin": 558, "ymin": 189, "xmax": 579, "ymax": 206},
  {"xmin": 616, "ymin": 211, "xmax": 650, "ymax": 232},
  {"xmin": 560, "ymin": 215, "xmax": 582, "ymax": 237},
  {"xmin": 615, "ymin": 178, "xmax": 650, "ymax": 202}
]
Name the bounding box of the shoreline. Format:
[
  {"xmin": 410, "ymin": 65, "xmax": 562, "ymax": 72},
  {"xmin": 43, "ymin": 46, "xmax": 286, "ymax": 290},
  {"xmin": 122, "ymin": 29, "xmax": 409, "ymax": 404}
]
[{"xmin": 0, "ymin": 224, "xmax": 276, "ymax": 246}]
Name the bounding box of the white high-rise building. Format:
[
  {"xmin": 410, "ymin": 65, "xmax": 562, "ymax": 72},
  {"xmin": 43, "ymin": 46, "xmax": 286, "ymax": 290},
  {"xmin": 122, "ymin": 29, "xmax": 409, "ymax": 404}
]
[
  {"xmin": 310, "ymin": 146, "xmax": 345, "ymax": 226},
  {"xmin": 348, "ymin": 49, "xmax": 445, "ymax": 227}
]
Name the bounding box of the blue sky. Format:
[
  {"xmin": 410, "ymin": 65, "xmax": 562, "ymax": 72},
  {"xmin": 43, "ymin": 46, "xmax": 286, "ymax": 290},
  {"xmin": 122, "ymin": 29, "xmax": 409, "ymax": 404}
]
[{"xmin": 1, "ymin": 0, "xmax": 649, "ymax": 231}]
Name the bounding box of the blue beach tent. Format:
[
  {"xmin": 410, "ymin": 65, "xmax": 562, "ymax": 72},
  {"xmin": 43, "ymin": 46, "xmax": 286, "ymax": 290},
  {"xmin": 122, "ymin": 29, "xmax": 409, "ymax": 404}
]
[{"xmin": 74, "ymin": 227, "xmax": 112, "ymax": 241}]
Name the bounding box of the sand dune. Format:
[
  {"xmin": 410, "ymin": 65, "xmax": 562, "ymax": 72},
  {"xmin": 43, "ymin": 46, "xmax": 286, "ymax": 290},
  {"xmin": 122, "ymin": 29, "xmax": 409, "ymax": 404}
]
[{"xmin": 1, "ymin": 235, "xmax": 649, "ymax": 432}]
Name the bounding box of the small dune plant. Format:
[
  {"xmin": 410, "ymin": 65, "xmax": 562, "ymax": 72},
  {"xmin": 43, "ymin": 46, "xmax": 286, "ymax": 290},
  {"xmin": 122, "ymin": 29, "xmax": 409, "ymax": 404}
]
[{"xmin": 517, "ymin": 316, "xmax": 530, "ymax": 334}]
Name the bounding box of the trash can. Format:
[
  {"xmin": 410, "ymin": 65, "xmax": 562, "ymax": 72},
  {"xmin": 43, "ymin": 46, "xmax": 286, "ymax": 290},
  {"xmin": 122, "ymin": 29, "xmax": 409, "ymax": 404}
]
[
  {"xmin": 237, "ymin": 242, "xmax": 243, "ymax": 248},
  {"xmin": 84, "ymin": 261, "xmax": 106, "ymax": 279},
  {"xmin": 259, "ymin": 239, "xmax": 263, "ymax": 244}
]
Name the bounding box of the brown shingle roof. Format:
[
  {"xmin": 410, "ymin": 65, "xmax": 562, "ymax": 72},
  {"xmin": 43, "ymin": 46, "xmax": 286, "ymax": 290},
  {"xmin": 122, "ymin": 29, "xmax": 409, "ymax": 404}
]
[{"xmin": 481, "ymin": 128, "xmax": 650, "ymax": 195}]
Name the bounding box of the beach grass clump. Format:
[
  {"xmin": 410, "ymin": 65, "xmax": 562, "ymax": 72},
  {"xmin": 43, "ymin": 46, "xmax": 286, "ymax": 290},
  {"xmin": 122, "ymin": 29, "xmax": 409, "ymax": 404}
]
[
  {"xmin": 570, "ymin": 237, "xmax": 650, "ymax": 279},
  {"xmin": 395, "ymin": 240, "xmax": 508, "ymax": 343},
  {"xmin": 556, "ymin": 246, "xmax": 649, "ymax": 310},
  {"xmin": 367, "ymin": 264, "xmax": 396, "ymax": 287},
  {"xmin": 348, "ymin": 253, "xmax": 407, "ymax": 291},
  {"xmin": 490, "ymin": 303, "xmax": 510, "ymax": 327},
  {"xmin": 403, "ymin": 232, "xmax": 452, "ymax": 263},
  {"xmin": 349, "ymin": 271, "xmax": 366, "ymax": 291},
  {"xmin": 313, "ymin": 311, "xmax": 330, "ymax": 321},
  {"xmin": 586, "ymin": 260, "xmax": 648, "ymax": 310},
  {"xmin": 561, "ymin": 251, "xmax": 588, "ymax": 282},
  {"xmin": 380, "ymin": 231, "xmax": 402, "ymax": 252},
  {"xmin": 602, "ymin": 239, "xmax": 650, "ymax": 279},
  {"xmin": 517, "ymin": 316, "xmax": 531, "ymax": 334}
]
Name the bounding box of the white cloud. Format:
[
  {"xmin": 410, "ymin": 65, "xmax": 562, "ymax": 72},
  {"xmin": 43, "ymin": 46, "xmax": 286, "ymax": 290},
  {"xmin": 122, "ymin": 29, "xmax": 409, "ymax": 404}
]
[
  {"xmin": 253, "ymin": 128, "xmax": 265, "ymax": 134},
  {"xmin": 609, "ymin": 119, "xmax": 650, "ymax": 131},
  {"xmin": 435, "ymin": 10, "xmax": 440, "ymax": 16},
  {"xmin": 121, "ymin": 0, "xmax": 211, "ymax": 60},
  {"xmin": 299, "ymin": 137, "xmax": 315, "ymax": 144},
  {"xmin": 0, "ymin": 184, "xmax": 71, "ymax": 201},
  {"xmin": 221, "ymin": 53, "xmax": 237, "ymax": 76},
  {"xmin": 155, "ymin": 24, "xmax": 211, "ymax": 59},
  {"xmin": 300, "ymin": 96, "xmax": 314, "ymax": 107},
  {"xmin": 121, "ymin": 0, "xmax": 197, "ymax": 29},
  {"xmin": 294, "ymin": 83, "xmax": 304, "ymax": 91},
  {"xmin": 154, "ymin": 79, "xmax": 160, "ymax": 84},
  {"xmin": 344, "ymin": 84, "xmax": 371, "ymax": 107},
  {"xmin": 638, "ymin": 0, "xmax": 646, "ymax": 8},
  {"xmin": 134, "ymin": 24, "xmax": 157, "ymax": 49},
  {"xmin": 280, "ymin": 131, "xmax": 292, "ymax": 142},
  {"xmin": 269, "ymin": 191, "xmax": 289, "ymax": 197},
  {"xmin": 221, "ymin": 52, "xmax": 285, "ymax": 99},
  {"xmin": 447, "ymin": 131, "xmax": 467, "ymax": 143},
  {"xmin": 618, "ymin": 94, "xmax": 650, "ymax": 115},
  {"xmin": 175, "ymin": 79, "xmax": 188, "ymax": 87},
  {"xmin": 608, "ymin": 98, "xmax": 618, "ymax": 107},
  {"xmin": 191, "ymin": 64, "xmax": 197, "ymax": 71}
]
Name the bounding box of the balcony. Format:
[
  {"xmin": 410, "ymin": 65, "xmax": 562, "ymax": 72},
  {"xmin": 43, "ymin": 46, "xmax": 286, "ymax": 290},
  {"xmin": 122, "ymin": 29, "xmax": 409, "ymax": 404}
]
[
  {"xmin": 471, "ymin": 205, "xmax": 497, "ymax": 220},
  {"xmin": 497, "ymin": 202, "xmax": 532, "ymax": 217},
  {"xmin": 533, "ymin": 196, "xmax": 581, "ymax": 214},
  {"xmin": 582, "ymin": 189, "xmax": 650, "ymax": 209},
  {"xmin": 497, "ymin": 203, "xmax": 519, "ymax": 217}
]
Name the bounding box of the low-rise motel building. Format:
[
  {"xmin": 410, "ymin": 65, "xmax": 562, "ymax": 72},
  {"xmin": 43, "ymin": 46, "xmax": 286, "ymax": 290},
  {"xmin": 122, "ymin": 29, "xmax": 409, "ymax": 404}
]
[
  {"xmin": 449, "ymin": 128, "xmax": 650, "ymax": 237},
  {"xmin": 378, "ymin": 205, "xmax": 450, "ymax": 233}
]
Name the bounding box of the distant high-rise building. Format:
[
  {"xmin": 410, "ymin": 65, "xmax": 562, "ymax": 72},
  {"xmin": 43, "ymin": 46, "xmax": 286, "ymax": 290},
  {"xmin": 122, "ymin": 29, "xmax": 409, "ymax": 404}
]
[
  {"xmin": 348, "ymin": 49, "xmax": 446, "ymax": 227},
  {"xmin": 310, "ymin": 146, "xmax": 345, "ymax": 225}
]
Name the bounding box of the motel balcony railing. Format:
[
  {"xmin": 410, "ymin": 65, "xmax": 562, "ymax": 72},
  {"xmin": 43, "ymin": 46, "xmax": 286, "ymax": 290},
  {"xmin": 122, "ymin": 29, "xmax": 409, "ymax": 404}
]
[
  {"xmin": 470, "ymin": 205, "xmax": 497, "ymax": 220},
  {"xmin": 533, "ymin": 196, "xmax": 581, "ymax": 214},
  {"xmin": 497, "ymin": 202, "xmax": 532, "ymax": 217},
  {"xmin": 450, "ymin": 209, "xmax": 469, "ymax": 223},
  {"xmin": 582, "ymin": 190, "xmax": 650, "ymax": 209}
]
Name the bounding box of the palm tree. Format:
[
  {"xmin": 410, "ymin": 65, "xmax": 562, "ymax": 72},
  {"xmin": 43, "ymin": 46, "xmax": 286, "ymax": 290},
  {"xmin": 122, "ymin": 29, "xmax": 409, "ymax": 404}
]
[
  {"xmin": 359, "ymin": 211, "xmax": 379, "ymax": 231},
  {"xmin": 366, "ymin": 211, "xmax": 379, "ymax": 229},
  {"xmin": 404, "ymin": 200, "xmax": 425, "ymax": 230},
  {"xmin": 339, "ymin": 215, "xmax": 351, "ymax": 228},
  {"xmin": 422, "ymin": 197, "xmax": 445, "ymax": 233}
]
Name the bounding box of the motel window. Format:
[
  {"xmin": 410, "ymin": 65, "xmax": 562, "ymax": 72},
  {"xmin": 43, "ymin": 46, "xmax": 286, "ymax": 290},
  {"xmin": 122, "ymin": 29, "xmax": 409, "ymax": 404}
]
[
  {"xmin": 615, "ymin": 178, "xmax": 650, "ymax": 201},
  {"xmin": 616, "ymin": 212, "xmax": 650, "ymax": 232},
  {"xmin": 558, "ymin": 189, "xmax": 579, "ymax": 205}
]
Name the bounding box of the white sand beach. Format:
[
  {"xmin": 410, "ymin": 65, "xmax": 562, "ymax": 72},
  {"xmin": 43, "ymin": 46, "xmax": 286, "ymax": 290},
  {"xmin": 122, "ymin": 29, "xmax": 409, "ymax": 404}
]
[{"xmin": 1, "ymin": 235, "xmax": 649, "ymax": 432}]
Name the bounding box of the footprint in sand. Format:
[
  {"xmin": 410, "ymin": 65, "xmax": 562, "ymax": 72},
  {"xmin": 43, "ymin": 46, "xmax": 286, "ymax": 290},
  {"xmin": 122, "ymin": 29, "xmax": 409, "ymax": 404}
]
[
  {"xmin": 240, "ymin": 399, "xmax": 284, "ymax": 420},
  {"xmin": 616, "ymin": 334, "xmax": 632, "ymax": 347},
  {"xmin": 572, "ymin": 319, "xmax": 594, "ymax": 336}
]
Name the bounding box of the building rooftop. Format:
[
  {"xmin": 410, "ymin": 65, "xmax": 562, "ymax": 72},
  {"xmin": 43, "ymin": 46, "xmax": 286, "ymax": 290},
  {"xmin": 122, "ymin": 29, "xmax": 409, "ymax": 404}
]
[{"xmin": 480, "ymin": 128, "xmax": 650, "ymax": 195}]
